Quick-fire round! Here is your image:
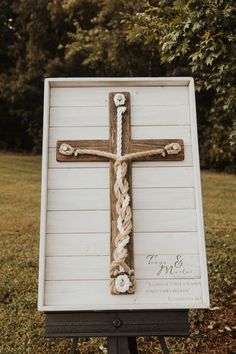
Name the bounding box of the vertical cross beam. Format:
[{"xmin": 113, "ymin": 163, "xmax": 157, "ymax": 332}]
[{"xmin": 109, "ymin": 93, "xmax": 134, "ymax": 294}]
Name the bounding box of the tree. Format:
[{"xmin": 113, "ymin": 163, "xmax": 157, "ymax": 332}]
[
  {"xmin": 65, "ymin": 0, "xmax": 164, "ymax": 77},
  {"xmin": 0, "ymin": 0, "xmax": 70, "ymax": 151},
  {"xmin": 124, "ymin": 0, "xmax": 236, "ymax": 171}
]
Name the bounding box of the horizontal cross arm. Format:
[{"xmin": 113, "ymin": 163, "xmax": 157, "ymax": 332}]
[
  {"xmin": 56, "ymin": 140, "xmax": 110, "ymax": 162},
  {"xmin": 130, "ymin": 139, "xmax": 184, "ymax": 161}
]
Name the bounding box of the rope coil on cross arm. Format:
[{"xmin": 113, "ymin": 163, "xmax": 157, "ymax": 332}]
[{"xmin": 59, "ymin": 142, "xmax": 182, "ymax": 162}]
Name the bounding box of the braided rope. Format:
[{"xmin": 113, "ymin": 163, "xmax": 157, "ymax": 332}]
[{"xmin": 111, "ymin": 94, "xmax": 134, "ymax": 294}]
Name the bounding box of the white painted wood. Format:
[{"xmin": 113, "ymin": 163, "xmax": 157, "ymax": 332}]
[
  {"xmin": 49, "ymin": 125, "xmax": 190, "ymax": 147},
  {"xmin": 47, "ymin": 77, "xmax": 192, "ymax": 88},
  {"xmin": 49, "ymin": 126, "xmax": 109, "ymax": 147},
  {"xmin": 46, "ymin": 232, "xmax": 199, "ymax": 257},
  {"xmin": 188, "ymin": 79, "xmax": 210, "ymax": 307},
  {"xmin": 48, "ymin": 168, "xmax": 109, "ymax": 189},
  {"xmin": 47, "ymin": 187, "xmax": 195, "ymax": 211},
  {"xmin": 48, "ymin": 144, "xmax": 193, "ymax": 168},
  {"xmin": 48, "ymin": 189, "xmax": 110, "ymax": 210},
  {"xmin": 50, "ymin": 105, "xmax": 189, "ymax": 127},
  {"xmin": 38, "ymin": 80, "xmax": 50, "ymax": 310},
  {"xmin": 45, "ymin": 254, "xmax": 200, "ymax": 281},
  {"xmin": 47, "ymin": 209, "xmax": 197, "ymax": 234},
  {"xmin": 50, "ymin": 106, "xmax": 108, "ymax": 127},
  {"xmin": 47, "ymin": 210, "xmax": 109, "ymax": 233},
  {"xmin": 133, "ymin": 188, "xmax": 195, "ymax": 209},
  {"xmin": 134, "ymin": 232, "xmax": 199, "ymax": 255},
  {"xmin": 133, "ymin": 210, "xmax": 197, "ymax": 232},
  {"xmin": 44, "ymin": 279, "xmax": 203, "ymax": 309},
  {"xmin": 50, "ymin": 86, "xmax": 188, "ymax": 107},
  {"xmin": 39, "ymin": 77, "xmax": 210, "ymax": 311},
  {"xmin": 46, "ymin": 234, "xmax": 110, "ymax": 256},
  {"xmin": 132, "ymin": 106, "xmax": 190, "ymax": 126},
  {"xmin": 48, "ymin": 167, "xmax": 194, "ymax": 189},
  {"xmin": 132, "ymin": 126, "xmax": 191, "ymax": 144},
  {"xmin": 132, "ymin": 167, "xmax": 194, "ymax": 188}
]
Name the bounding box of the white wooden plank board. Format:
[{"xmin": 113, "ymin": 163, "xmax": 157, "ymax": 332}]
[
  {"xmin": 49, "ymin": 125, "xmax": 191, "ymax": 147},
  {"xmin": 47, "ymin": 187, "xmax": 195, "ymax": 211},
  {"xmin": 48, "ymin": 189, "xmax": 109, "ymax": 210},
  {"xmin": 135, "ymin": 232, "xmax": 199, "ymax": 255},
  {"xmin": 50, "ymin": 106, "xmax": 108, "ymax": 127},
  {"xmin": 48, "ymin": 77, "xmax": 192, "ymax": 87},
  {"xmin": 47, "ymin": 210, "xmax": 109, "ymax": 233},
  {"xmin": 48, "ymin": 144, "xmax": 193, "ymax": 168},
  {"xmin": 133, "ymin": 210, "xmax": 197, "ymax": 232},
  {"xmin": 132, "ymin": 106, "xmax": 190, "ymax": 125},
  {"xmin": 50, "ymin": 86, "xmax": 188, "ymax": 107},
  {"xmin": 48, "ymin": 168, "xmax": 109, "ymax": 189},
  {"xmin": 132, "ymin": 126, "xmax": 191, "ymax": 144},
  {"xmin": 46, "ymin": 234, "xmax": 110, "ymax": 256},
  {"xmin": 48, "ymin": 167, "xmax": 194, "ymax": 189},
  {"xmin": 47, "ymin": 209, "xmax": 197, "ymax": 234},
  {"xmin": 38, "ymin": 77, "xmax": 209, "ymax": 311},
  {"xmin": 44, "ymin": 279, "xmax": 203, "ymax": 308},
  {"xmin": 45, "ymin": 254, "xmax": 200, "ymax": 281},
  {"xmin": 46, "ymin": 232, "xmax": 199, "ymax": 257},
  {"xmin": 133, "ymin": 188, "xmax": 195, "ymax": 209},
  {"xmin": 132, "ymin": 167, "xmax": 194, "ymax": 188},
  {"xmin": 49, "ymin": 105, "xmax": 189, "ymax": 127},
  {"xmin": 49, "ymin": 127, "xmax": 109, "ymax": 147}
]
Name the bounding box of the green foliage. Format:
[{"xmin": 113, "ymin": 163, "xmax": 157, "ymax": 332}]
[
  {"xmin": 124, "ymin": 0, "xmax": 236, "ymax": 171},
  {"xmin": 0, "ymin": 0, "xmax": 235, "ymax": 170},
  {"xmin": 64, "ymin": 0, "xmax": 162, "ymax": 76}
]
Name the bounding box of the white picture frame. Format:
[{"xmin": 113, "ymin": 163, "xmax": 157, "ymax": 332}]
[{"xmin": 38, "ymin": 77, "xmax": 209, "ymax": 311}]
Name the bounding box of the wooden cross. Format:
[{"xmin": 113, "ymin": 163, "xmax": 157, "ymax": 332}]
[{"xmin": 56, "ymin": 92, "xmax": 184, "ymax": 295}]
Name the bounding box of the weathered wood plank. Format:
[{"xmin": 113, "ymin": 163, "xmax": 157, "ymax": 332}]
[
  {"xmin": 49, "ymin": 145, "xmax": 193, "ymax": 168},
  {"xmin": 45, "ymin": 254, "xmax": 200, "ymax": 281},
  {"xmin": 132, "ymin": 126, "xmax": 191, "ymax": 145},
  {"xmin": 49, "ymin": 127, "xmax": 109, "ymax": 147},
  {"xmin": 133, "ymin": 210, "xmax": 197, "ymax": 232},
  {"xmin": 109, "ymin": 92, "xmax": 134, "ymax": 292},
  {"xmin": 47, "ymin": 188, "xmax": 195, "ymax": 211},
  {"xmin": 56, "ymin": 140, "xmax": 109, "ymax": 162},
  {"xmin": 49, "ymin": 105, "xmax": 189, "ymax": 127},
  {"xmin": 132, "ymin": 167, "xmax": 194, "ymax": 188},
  {"xmin": 45, "ymin": 310, "xmax": 189, "ymax": 337},
  {"xmin": 56, "ymin": 139, "xmax": 184, "ymax": 162},
  {"xmin": 48, "ymin": 167, "xmax": 194, "ymax": 189},
  {"xmin": 49, "ymin": 125, "xmax": 190, "ymax": 147},
  {"xmin": 50, "ymin": 87, "xmax": 188, "ymax": 107},
  {"xmin": 45, "ymin": 232, "xmax": 199, "ymax": 257},
  {"xmin": 130, "ymin": 139, "xmax": 184, "ymax": 161},
  {"xmin": 44, "ymin": 279, "xmax": 203, "ymax": 308},
  {"xmin": 47, "ymin": 209, "xmax": 197, "ymax": 234}
]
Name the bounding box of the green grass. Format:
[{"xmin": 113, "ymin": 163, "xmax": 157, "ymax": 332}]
[{"xmin": 0, "ymin": 152, "xmax": 235, "ymax": 354}]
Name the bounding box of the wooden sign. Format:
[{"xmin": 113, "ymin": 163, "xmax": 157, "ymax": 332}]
[{"xmin": 38, "ymin": 78, "xmax": 209, "ymax": 311}]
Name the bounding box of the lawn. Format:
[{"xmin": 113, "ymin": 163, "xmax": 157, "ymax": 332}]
[{"xmin": 0, "ymin": 152, "xmax": 235, "ymax": 354}]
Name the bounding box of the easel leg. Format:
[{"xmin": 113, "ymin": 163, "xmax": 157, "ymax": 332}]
[
  {"xmin": 108, "ymin": 336, "xmax": 129, "ymax": 354},
  {"xmin": 70, "ymin": 337, "xmax": 78, "ymax": 354},
  {"xmin": 158, "ymin": 336, "xmax": 170, "ymax": 354},
  {"xmin": 128, "ymin": 336, "xmax": 138, "ymax": 354}
]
